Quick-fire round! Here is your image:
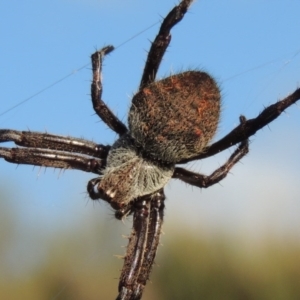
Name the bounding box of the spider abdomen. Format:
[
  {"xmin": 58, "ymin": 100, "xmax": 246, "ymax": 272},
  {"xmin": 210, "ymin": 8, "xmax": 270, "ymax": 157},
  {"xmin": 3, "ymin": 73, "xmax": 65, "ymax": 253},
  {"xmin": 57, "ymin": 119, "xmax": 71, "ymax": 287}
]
[{"xmin": 129, "ymin": 71, "xmax": 221, "ymax": 163}]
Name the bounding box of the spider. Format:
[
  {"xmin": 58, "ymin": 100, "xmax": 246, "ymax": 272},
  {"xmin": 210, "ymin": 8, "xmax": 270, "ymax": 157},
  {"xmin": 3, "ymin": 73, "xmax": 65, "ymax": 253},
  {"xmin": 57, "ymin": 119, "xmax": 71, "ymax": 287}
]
[{"xmin": 0, "ymin": 0, "xmax": 300, "ymax": 299}]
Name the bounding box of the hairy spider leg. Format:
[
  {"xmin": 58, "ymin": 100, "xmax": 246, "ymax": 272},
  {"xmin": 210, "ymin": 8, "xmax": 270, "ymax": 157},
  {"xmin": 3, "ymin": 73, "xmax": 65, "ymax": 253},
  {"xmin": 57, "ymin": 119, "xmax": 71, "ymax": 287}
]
[
  {"xmin": 131, "ymin": 190, "xmax": 165, "ymax": 300},
  {"xmin": 117, "ymin": 199, "xmax": 151, "ymax": 300},
  {"xmin": 174, "ymin": 139, "xmax": 249, "ymax": 187},
  {"xmin": 139, "ymin": 0, "xmax": 193, "ymax": 89},
  {"xmin": 0, "ymin": 129, "xmax": 107, "ymax": 174},
  {"xmin": 117, "ymin": 190, "xmax": 165, "ymax": 300},
  {"xmin": 174, "ymin": 116, "xmax": 249, "ymax": 186},
  {"xmin": 91, "ymin": 46, "xmax": 128, "ymax": 135}
]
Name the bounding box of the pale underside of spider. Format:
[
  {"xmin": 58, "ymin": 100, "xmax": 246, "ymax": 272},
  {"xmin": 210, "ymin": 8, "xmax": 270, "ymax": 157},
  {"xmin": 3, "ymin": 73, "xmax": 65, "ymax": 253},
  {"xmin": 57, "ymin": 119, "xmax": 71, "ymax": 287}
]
[{"xmin": 0, "ymin": 1, "xmax": 300, "ymax": 299}]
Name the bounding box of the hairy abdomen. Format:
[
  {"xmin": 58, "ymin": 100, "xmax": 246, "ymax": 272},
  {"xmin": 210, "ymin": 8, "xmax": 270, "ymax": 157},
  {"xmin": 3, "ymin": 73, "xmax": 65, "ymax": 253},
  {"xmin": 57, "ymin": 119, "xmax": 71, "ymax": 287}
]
[{"xmin": 129, "ymin": 71, "xmax": 221, "ymax": 163}]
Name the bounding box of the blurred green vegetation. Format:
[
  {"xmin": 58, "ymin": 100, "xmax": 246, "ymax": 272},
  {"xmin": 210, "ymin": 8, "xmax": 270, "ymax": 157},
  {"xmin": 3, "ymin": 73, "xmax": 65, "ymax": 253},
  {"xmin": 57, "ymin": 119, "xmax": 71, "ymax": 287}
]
[
  {"xmin": 156, "ymin": 233, "xmax": 300, "ymax": 300},
  {"xmin": 1, "ymin": 188, "xmax": 300, "ymax": 300}
]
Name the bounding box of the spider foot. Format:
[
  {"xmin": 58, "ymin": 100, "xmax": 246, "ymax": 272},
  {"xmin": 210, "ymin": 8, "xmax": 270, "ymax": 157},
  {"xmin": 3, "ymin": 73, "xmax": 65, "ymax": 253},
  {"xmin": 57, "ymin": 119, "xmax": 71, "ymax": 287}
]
[{"xmin": 92, "ymin": 45, "xmax": 114, "ymax": 59}]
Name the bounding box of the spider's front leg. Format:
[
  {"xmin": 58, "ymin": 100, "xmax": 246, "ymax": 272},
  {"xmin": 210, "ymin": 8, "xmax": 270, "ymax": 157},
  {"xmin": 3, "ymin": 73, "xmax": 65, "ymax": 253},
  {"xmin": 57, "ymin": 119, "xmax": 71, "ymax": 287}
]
[
  {"xmin": 131, "ymin": 190, "xmax": 165, "ymax": 300},
  {"xmin": 174, "ymin": 116, "xmax": 249, "ymax": 188},
  {"xmin": 173, "ymin": 139, "xmax": 249, "ymax": 188},
  {"xmin": 91, "ymin": 46, "xmax": 127, "ymax": 135},
  {"xmin": 117, "ymin": 190, "xmax": 165, "ymax": 300}
]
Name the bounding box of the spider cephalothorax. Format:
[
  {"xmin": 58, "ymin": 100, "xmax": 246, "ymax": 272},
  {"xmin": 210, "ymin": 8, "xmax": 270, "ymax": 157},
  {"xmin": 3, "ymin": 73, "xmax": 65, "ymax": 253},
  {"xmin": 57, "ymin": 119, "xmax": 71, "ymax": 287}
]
[
  {"xmin": 0, "ymin": 1, "xmax": 300, "ymax": 299},
  {"xmin": 94, "ymin": 133, "xmax": 174, "ymax": 210}
]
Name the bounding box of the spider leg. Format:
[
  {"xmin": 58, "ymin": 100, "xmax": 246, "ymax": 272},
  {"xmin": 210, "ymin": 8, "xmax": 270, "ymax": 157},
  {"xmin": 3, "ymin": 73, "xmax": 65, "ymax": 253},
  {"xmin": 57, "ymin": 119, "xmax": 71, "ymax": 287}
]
[
  {"xmin": 117, "ymin": 198, "xmax": 151, "ymax": 300},
  {"xmin": 0, "ymin": 129, "xmax": 110, "ymax": 158},
  {"xmin": 117, "ymin": 190, "xmax": 165, "ymax": 300},
  {"xmin": 179, "ymin": 87, "xmax": 300, "ymax": 163},
  {"xmin": 0, "ymin": 147, "xmax": 104, "ymax": 174},
  {"xmin": 173, "ymin": 139, "xmax": 249, "ymax": 188},
  {"xmin": 91, "ymin": 46, "xmax": 128, "ymax": 135},
  {"xmin": 132, "ymin": 190, "xmax": 165, "ymax": 300},
  {"xmin": 0, "ymin": 129, "xmax": 108, "ymax": 174},
  {"xmin": 139, "ymin": 0, "xmax": 193, "ymax": 88}
]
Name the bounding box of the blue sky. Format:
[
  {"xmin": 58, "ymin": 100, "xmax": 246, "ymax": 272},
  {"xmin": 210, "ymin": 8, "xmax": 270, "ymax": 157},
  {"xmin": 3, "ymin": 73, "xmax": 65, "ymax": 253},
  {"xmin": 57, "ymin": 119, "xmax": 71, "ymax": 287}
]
[{"xmin": 1, "ymin": 0, "xmax": 300, "ymax": 276}]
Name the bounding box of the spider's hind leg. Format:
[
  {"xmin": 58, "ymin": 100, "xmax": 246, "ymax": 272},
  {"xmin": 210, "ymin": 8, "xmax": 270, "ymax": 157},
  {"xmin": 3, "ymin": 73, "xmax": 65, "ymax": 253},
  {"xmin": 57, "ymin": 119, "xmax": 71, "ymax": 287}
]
[
  {"xmin": 0, "ymin": 129, "xmax": 108, "ymax": 173},
  {"xmin": 0, "ymin": 129, "xmax": 110, "ymax": 158},
  {"xmin": 91, "ymin": 46, "xmax": 127, "ymax": 135},
  {"xmin": 139, "ymin": 0, "xmax": 193, "ymax": 89}
]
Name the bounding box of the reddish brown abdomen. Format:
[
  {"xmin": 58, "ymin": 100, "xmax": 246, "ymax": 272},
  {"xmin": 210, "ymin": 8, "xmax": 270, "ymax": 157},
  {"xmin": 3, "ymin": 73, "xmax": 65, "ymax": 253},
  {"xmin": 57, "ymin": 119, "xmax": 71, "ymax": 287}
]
[{"xmin": 129, "ymin": 71, "xmax": 220, "ymax": 163}]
